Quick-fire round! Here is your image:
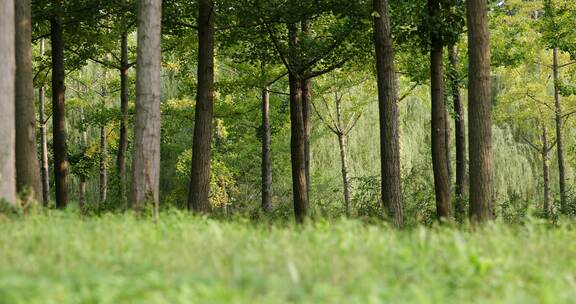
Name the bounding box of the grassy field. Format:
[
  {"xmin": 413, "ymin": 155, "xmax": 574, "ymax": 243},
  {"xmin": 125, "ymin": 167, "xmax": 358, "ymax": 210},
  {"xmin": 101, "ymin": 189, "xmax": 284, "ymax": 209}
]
[{"xmin": 1, "ymin": 212, "xmax": 575, "ymax": 303}]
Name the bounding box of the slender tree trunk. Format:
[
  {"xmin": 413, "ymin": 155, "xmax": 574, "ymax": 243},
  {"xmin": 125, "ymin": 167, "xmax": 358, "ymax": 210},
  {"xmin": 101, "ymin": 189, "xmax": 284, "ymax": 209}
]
[
  {"xmin": 261, "ymin": 78, "xmax": 272, "ymax": 212},
  {"xmin": 79, "ymin": 108, "xmax": 87, "ymax": 208},
  {"xmin": 131, "ymin": 0, "xmax": 162, "ymax": 211},
  {"xmin": 100, "ymin": 125, "xmax": 108, "ymax": 202},
  {"xmin": 372, "ymin": 0, "xmax": 404, "ymax": 228},
  {"xmin": 0, "ymin": 0, "xmax": 16, "ymax": 204},
  {"xmin": 288, "ymin": 23, "xmax": 309, "ymax": 223},
  {"xmin": 467, "ymin": 0, "xmax": 494, "ymax": 222},
  {"xmin": 449, "ymin": 43, "xmax": 467, "ymax": 219},
  {"xmin": 429, "ymin": 0, "xmax": 452, "ymax": 220},
  {"xmin": 301, "ymin": 20, "xmax": 312, "ymax": 201},
  {"xmin": 50, "ymin": 1, "xmax": 69, "ymax": 209},
  {"xmin": 552, "ymin": 48, "xmax": 567, "ymax": 214},
  {"xmin": 117, "ymin": 31, "xmax": 129, "ymax": 199},
  {"xmin": 15, "ymin": 0, "xmax": 42, "ymax": 201},
  {"xmin": 542, "ymin": 125, "xmax": 551, "ymax": 217},
  {"xmin": 188, "ymin": 0, "xmax": 215, "ymax": 213},
  {"xmin": 335, "ymin": 93, "xmax": 351, "ymax": 216},
  {"xmin": 39, "ymin": 39, "xmax": 50, "ymax": 205}
]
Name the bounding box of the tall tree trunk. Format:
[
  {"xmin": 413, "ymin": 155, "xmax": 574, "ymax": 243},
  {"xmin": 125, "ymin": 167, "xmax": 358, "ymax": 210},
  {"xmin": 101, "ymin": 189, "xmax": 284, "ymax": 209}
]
[
  {"xmin": 261, "ymin": 78, "xmax": 272, "ymax": 212},
  {"xmin": 301, "ymin": 20, "xmax": 312, "ymax": 201},
  {"xmin": 0, "ymin": 0, "xmax": 16, "ymax": 204},
  {"xmin": 100, "ymin": 125, "xmax": 108, "ymax": 202},
  {"xmin": 50, "ymin": 1, "xmax": 69, "ymax": 209},
  {"xmin": 335, "ymin": 94, "xmax": 351, "ymax": 216},
  {"xmin": 188, "ymin": 0, "xmax": 215, "ymax": 213},
  {"xmin": 449, "ymin": 43, "xmax": 467, "ymax": 219},
  {"xmin": 542, "ymin": 125, "xmax": 551, "ymax": 217},
  {"xmin": 372, "ymin": 0, "xmax": 404, "ymax": 228},
  {"xmin": 15, "ymin": 0, "xmax": 42, "ymax": 201},
  {"xmin": 552, "ymin": 48, "xmax": 567, "ymax": 214},
  {"xmin": 429, "ymin": 0, "xmax": 452, "ymax": 220},
  {"xmin": 39, "ymin": 39, "xmax": 50, "ymax": 205},
  {"xmin": 131, "ymin": 0, "xmax": 162, "ymax": 211},
  {"xmin": 467, "ymin": 0, "xmax": 494, "ymax": 222},
  {"xmin": 79, "ymin": 108, "xmax": 87, "ymax": 208},
  {"xmin": 288, "ymin": 23, "xmax": 309, "ymax": 223},
  {"xmin": 116, "ymin": 31, "xmax": 129, "ymax": 199}
]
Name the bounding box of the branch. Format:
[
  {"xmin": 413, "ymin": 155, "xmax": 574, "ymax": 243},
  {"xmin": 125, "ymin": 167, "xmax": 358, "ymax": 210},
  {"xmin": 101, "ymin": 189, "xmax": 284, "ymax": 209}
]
[
  {"xmin": 311, "ymin": 99, "xmax": 339, "ymax": 135},
  {"xmin": 398, "ymin": 82, "xmax": 420, "ymax": 103},
  {"xmin": 520, "ymin": 135, "xmax": 540, "ymax": 151},
  {"xmin": 264, "ymin": 22, "xmax": 293, "ymax": 75},
  {"xmin": 305, "ymin": 58, "xmax": 350, "ymax": 79}
]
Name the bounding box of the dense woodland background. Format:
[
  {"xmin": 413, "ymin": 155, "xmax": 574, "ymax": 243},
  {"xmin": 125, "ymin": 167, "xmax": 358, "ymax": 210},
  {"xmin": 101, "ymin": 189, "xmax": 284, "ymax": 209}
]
[{"xmin": 1, "ymin": 0, "xmax": 576, "ymax": 226}]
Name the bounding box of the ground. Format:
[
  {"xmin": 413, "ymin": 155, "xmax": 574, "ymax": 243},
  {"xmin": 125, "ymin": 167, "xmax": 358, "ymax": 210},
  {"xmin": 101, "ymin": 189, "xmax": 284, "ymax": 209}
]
[{"xmin": 0, "ymin": 211, "xmax": 575, "ymax": 303}]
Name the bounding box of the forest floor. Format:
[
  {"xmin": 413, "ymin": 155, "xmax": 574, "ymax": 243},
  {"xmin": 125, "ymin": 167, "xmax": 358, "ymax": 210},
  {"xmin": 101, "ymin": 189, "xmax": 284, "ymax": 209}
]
[{"xmin": 0, "ymin": 211, "xmax": 575, "ymax": 303}]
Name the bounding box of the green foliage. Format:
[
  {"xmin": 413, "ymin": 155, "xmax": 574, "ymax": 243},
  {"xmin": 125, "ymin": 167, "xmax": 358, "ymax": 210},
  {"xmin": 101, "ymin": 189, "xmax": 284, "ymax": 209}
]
[{"xmin": 2, "ymin": 213, "xmax": 576, "ymax": 303}]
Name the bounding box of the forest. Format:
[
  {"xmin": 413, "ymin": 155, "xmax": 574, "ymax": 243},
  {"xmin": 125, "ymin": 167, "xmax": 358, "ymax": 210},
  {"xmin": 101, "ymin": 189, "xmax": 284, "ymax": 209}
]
[{"xmin": 1, "ymin": 0, "xmax": 576, "ymax": 302}]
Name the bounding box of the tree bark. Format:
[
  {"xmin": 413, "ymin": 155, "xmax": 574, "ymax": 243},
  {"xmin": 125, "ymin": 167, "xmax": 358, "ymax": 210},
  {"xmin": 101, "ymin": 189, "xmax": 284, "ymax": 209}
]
[
  {"xmin": 0, "ymin": 0, "xmax": 16, "ymax": 204},
  {"xmin": 301, "ymin": 20, "xmax": 312, "ymax": 201},
  {"xmin": 449, "ymin": 43, "xmax": 467, "ymax": 219},
  {"xmin": 335, "ymin": 93, "xmax": 351, "ymax": 217},
  {"xmin": 131, "ymin": 0, "xmax": 162, "ymax": 210},
  {"xmin": 79, "ymin": 108, "xmax": 87, "ymax": 208},
  {"xmin": 261, "ymin": 79, "xmax": 272, "ymax": 212},
  {"xmin": 116, "ymin": 31, "xmax": 129, "ymax": 199},
  {"xmin": 429, "ymin": 0, "xmax": 452, "ymax": 220},
  {"xmin": 372, "ymin": 0, "xmax": 404, "ymax": 228},
  {"xmin": 541, "ymin": 126, "xmax": 551, "ymax": 217},
  {"xmin": 39, "ymin": 39, "xmax": 50, "ymax": 205},
  {"xmin": 100, "ymin": 125, "xmax": 108, "ymax": 202},
  {"xmin": 288, "ymin": 23, "xmax": 309, "ymax": 223},
  {"xmin": 15, "ymin": 0, "xmax": 42, "ymax": 201},
  {"xmin": 50, "ymin": 1, "xmax": 69, "ymax": 209},
  {"xmin": 552, "ymin": 48, "xmax": 567, "ymax": 214},
  {"xmin": 188, "ymin": 0, "xmax": 215, "ymax": 213},
  {"xmin": 467, "ymin": 0, "xmax": 494, "ymax": 222}
]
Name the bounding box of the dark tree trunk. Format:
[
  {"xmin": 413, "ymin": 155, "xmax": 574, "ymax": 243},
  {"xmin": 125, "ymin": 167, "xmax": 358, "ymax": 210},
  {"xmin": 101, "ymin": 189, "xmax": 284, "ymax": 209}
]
[
  {"xmin": 552, "ymin": 48, "xmax": 567, "ymax": 214},
  {"xmin": 188, "ymin": 0, "xmax": 215, "ymax": 213},
  {"xmin": 429, "ymin": 0, "xmax": 452, "ymax": 220},
  {"xmin": 50, "ymin": 3, "xmax": 69, "ymax": 209},
  {"xmin": 39, "ymin": 39, "xmax": 50, "ymax": 205},
  {"xmin": 467, "ymin": 0, "xmax": 494, "ymax": 222},
  {"xmin": 261, "ymin": 80, "xmax": 272, "ymax": 212},
  {"xmin": 301, "ymin": 20, "xmax": 312, "ymax": 201},
  {"xmin": 15, "ymin": 0, "xmax": 42, "ymax": 201},
  {"xmin": 288, "ymin": 23, "xmax": 309, "ymax": 223},
  {"xmin": 541, "ymin": 126, "xmax": 551, "ymax": 217},
  {"xmin": 117, "ymin": 31, "xmax": 129, "ymax": 199},
  {"xmin": 449, "ymin": 43, "xmax": 467, "ymax": 219},
  {"xmin": 372, "ymin": 0, "xmax": 404, "ymax": 228},
  {"xmin": 100, "ymin": 125, "xmax": 108, "ymax": 202},
  {"xmin": 79, "ymin": 109, "xmax": 87, "ymax": 208}
]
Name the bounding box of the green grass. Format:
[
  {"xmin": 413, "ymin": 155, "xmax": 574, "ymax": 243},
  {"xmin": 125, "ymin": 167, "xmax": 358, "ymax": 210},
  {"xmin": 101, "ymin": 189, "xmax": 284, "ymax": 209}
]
[{"xmin": 1, "ymin": 212, "xmax": 575, "ymax": 303}]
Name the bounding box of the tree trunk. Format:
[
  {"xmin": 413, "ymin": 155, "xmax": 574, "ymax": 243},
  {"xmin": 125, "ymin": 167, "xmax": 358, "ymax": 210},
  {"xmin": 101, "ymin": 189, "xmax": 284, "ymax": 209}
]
[
  {"xmin": 372, "ymin": 0, "xmax": 404, "ymax": 228},
  {"xmin": 449, "ymin": 43, "xmax": 467, "ymax": 219},
  {"xmin": 288, "ymin": 23, "xmax": 309, "ymax": 223},
  {"xmin": 301, "ymin": 20, "xmax": 312, "ymax": 201},
  {"xmin": 131, "ymin": 0, "xmax": 162, "ymax": 211},
  {"xmin": 0, "ymin": 0, "xmax": 16, "ymax": 204},
  {"xmin": 429, "ymin": 0, "xmax": 452, "ymax": 220},
  {"xmin": 116, "ymin": 31, "xmax": 129, "ymax": 199},
  {"xmin": 188, "ymin": 0, "xmax": 215, "ymax": 213},
  {"xmin": 542, "ymin": 126, "xmax": 551, "ymax": 217},
  {"xmin": 261, "ymin": 79, "xmax": 272, "ymax": 212},
  {"xmin": 100, "ymin": 125, "xmax": 108, "ymax": 202},
  {"xmin": 15, "ymin": 0, "xmax": 42, "ymax": 201},
  {"xmin": 79, "ymin": 108, "xmax": 87, "ymax": 208},
  {"xmin": 335, "ymin": 94, "xmax": 351, "ymax": 216},
  {"xmin": 467, "ymin": 0, "xmax": 494, "ymax": 222},
  {"xmin": 50, "ymin": 1, "xmax": 69, "ymax": 209},
  {"xmin": 39, "ymin": 39, "xmax": 50, "ymax": 205},
  {"xmin": 552, "ymin": 48, "xmax": 567, "ymax": 214}
]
